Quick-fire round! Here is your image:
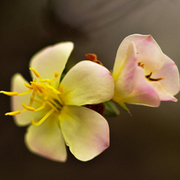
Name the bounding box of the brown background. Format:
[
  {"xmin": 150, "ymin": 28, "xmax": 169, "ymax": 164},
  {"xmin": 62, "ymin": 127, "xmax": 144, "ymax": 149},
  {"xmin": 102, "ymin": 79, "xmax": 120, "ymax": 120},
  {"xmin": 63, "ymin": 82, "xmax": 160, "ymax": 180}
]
[{"xmin": 1, "ymin": 0, "xmax": 180, "ymax": 179}]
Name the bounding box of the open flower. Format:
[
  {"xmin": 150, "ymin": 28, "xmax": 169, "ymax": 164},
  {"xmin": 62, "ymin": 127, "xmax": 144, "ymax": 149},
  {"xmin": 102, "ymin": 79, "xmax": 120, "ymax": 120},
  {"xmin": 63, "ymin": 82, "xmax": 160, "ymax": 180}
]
[
  {"xmin": 112, "ymin": 34, "xmax": 179, "ymax": 111},
  {"xmin": 1, "ymin": 42, "xmax": 114, "ymax": 162}
]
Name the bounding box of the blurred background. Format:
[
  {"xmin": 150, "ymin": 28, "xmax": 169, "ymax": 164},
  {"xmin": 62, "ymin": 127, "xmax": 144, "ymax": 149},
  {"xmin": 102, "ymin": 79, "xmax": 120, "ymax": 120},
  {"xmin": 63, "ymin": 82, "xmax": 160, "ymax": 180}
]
[{"xmin": 1, "ymin": 0, "xmax": 180, "ymax": 179}]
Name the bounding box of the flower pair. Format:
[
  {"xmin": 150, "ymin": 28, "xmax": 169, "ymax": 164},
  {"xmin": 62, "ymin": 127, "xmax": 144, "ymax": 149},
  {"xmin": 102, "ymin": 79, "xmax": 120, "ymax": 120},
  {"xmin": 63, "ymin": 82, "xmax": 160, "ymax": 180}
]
[{"xmin": 1, "ymin": 34, "xmax": 179, "ymax": 162}]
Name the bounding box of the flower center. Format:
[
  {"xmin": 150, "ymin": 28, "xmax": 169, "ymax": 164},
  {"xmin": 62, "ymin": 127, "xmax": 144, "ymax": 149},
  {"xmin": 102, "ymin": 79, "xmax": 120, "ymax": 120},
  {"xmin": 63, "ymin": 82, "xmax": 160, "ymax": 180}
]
[
  {"xmin": 138, "ymin": 62, "xmax": 163, "ymax": 82},
  {"xmin": 1, "ymin": 68, "xmax": 63, "ymax": 126}
]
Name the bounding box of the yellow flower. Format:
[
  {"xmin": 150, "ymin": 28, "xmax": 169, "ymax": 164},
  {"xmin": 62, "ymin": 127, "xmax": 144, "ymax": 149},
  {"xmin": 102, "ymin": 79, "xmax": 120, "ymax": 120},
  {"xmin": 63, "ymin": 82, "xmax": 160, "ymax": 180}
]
[{"xmin": 1, "ymin": 42, "xmax": 114, "ymax": 162}]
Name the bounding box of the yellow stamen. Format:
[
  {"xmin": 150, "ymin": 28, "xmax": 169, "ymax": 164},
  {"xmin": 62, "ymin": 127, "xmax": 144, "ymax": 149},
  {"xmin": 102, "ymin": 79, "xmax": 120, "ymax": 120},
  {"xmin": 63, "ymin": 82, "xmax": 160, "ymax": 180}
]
[
  {"xmin": 59, "ymin": 85, "xmax": 64, "ymax": 93},
  {"xmin": 0, "ymin": 91, "xmax": 18, "ymax": 96},
  {"xmin": 5, "ymin": 110, "xmax": 21, "ymax": 116},
  {"xmin": 46, "ymin": 84, "xmax": 61, "ymax": 94},
  {"xmin": 22, "ymin": 103, "xmax": 35, "ymax": 111},
  {"xmin": 54, "ymin": 71, "xmax": 59, "ymax": 77},
  {"xmin": 31, "ymin": 82, "xmax": 45, "ymax": 93},
  {"xmin": 32, "ymin": 78, "xmax": 37, "ymax": 82},
  {"xmin": 24, "ymin": 83, "xmax": 33, "ymax": 89},
  {"xmin": 2, "ymin": 67, "xmax": 63, "ymax": 126},
  {"xmin": 29, "ymin": 91, "xmax": 36, "ymax": 106},
  {"xmin": 39, "ymin": 79, "xmax": 50, "ymax": 83},
  {"xmin": 32, "ymin": 98, "xmax": 43, "ymax": 105},
  {"xmin": 31, "ymin": 108, "xmax": 55, "ymax": 126},
  {"xmin": 39, "ymin": 71, "xmax": 59, "ymax": 83},
  {"xmin": 18, "ymin": 89, "xmax": 32, "ymax": 96},
  {"xmin": 47, "ymin": 97, "xmax": 62, "ymax": 111},
  {"xmin": 30, "ymin": 68, "xmax": 41, "ymax": 78},
  {"xmin": 35, "ymin": 101, "xmax": 47, "ymax": 111}
]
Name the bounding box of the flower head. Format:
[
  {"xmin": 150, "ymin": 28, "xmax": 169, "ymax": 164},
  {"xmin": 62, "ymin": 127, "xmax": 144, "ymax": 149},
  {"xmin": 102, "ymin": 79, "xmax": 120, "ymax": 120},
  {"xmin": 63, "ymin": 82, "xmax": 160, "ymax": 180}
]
[
  {"xmin": 1, "ymin": 42, "xmax": 114, "ymax": 162},
  {"xmin": 112, "ymin": 34, "xmax": 180, "ymax": 111}
]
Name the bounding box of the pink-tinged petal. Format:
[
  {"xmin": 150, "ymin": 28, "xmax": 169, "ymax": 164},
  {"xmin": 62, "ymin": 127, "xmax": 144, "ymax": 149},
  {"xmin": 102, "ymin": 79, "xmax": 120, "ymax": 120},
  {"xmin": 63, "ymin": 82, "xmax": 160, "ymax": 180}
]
[
  {"xmin": 60, "ymin": 61, "xmax": 114, "ymax": 106},
  {"xmin": 113, "ymin": 42, "xmax": 138, "ymax": 97},
  {"xmin": 113, "ymin": 34, "xmax": 166, "ymax": 75},
  {"xmin": 113, "ymin": 67, "xmax": 160, "ymax": 107},
  {"xmin": 152, "ymin": 55, "xmax": 180, "ymax": 95},
  {"xmin": 25, "ymin": 116, "xmax": 67, "ymax": 162},
  {"xmin": 151, "ymin": 82, "xmax": 177, "ymax": 102},
  {"xmin": 11, "ymin": 74, "xmax": 44, "ymax": 126},
  {"xmin": 30, "ymin": 42, "xmax": 74, "ymax": 83},
  {"xmin": 59, "ymin": 106, "xmax": 109, "ymax": 161}
]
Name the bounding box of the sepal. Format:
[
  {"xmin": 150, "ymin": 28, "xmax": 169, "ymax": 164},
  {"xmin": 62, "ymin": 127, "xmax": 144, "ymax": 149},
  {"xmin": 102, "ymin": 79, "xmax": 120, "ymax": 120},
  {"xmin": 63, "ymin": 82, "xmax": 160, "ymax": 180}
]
[{"xmin": 104, "ymin": 101, "xmax": 120, "ymax": 116}]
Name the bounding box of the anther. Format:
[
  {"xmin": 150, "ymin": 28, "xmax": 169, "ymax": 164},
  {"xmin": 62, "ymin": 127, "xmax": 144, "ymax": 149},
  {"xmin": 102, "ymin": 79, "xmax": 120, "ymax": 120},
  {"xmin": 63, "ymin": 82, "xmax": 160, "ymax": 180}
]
[
  {"xmin": 0, "ymin": 91, "xmax": 18, "ymax": 96},
  {"xmin": 54, "ymin": 71, "xmax": 59, "ymax": 77},
  {"xmin": 32, "ymin": 83, "xmax": 44, "ymax": 93},
  {"xmin": 146, "ymin": 72, "xmax": 152, "ymax": 79},
  {"xmin": 39, "ymin": 71, "xmax": 59, "ymax": 83},
  {"xmin": 46, "ymin": 84, "xmax": 61, "ymax": 94},
  {"xmin": 138, "ymin": 62, "xmax": 144, "ymax": 68},
  {"xmin": 30, "ymin": 68, "xmax": 41, "ymax": 78},
  {"xmin": 146, "ymin": 72, "xmax": 164, "ymax": 81},
  {"xmin": 5, "ymin": 110, "xmax": 21, "ymax": 116},
  {"xmin": 22, "ymin": 103, "xmax": 35, "ymax": 111},
  {"xmin": 24, "ymin": 83, "xmax": 33, "ymax": 89}
]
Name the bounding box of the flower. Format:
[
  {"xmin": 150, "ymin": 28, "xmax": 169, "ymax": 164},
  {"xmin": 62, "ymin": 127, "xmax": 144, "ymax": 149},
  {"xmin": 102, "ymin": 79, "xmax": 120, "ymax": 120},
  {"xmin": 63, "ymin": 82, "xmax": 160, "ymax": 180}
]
[
  {"xmin": 112, "ymin": 34, "xmax": 180, "ymax": 111},
  {"xmin": 1, "ymin": 42, "xmax": 114, "ymax": 162}
]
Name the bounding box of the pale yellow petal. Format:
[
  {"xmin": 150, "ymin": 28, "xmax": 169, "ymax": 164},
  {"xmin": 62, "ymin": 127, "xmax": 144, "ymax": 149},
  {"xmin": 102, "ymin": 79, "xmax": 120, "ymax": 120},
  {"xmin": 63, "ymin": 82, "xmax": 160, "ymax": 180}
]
[
  {"xmin": 60, "ymin": 61, "xmax": 114, "ymax": 106},
  {"xmin": 59, "ymin": 106, "xmax": 109, "ymax": 161},
  {"xmin": 11, "ymin": 74, "xmax": 43, "ymax": 126},
  {"xmin": 30, "ymin": 42, "xmax": 74, "ymax": 84},
  {"xmin": 25, "ymin": 115, "xmax": 67, "ymax": 162}
]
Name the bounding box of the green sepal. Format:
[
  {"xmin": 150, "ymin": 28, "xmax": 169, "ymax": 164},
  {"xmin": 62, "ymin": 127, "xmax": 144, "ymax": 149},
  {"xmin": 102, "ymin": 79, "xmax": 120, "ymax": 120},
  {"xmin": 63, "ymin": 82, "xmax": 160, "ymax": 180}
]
[
  {"xmin": 104, "ymin": 101, "xmax": 120, "ymax": 117},
  {"xmin": 118, "ymin": 102, "xmax": 131, "ymax": 115}
]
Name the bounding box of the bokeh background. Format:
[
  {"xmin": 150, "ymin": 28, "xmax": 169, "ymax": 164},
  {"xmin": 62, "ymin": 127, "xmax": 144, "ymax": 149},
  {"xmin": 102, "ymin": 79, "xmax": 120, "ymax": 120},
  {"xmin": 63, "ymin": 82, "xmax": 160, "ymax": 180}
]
[{"xmin": 1, "ymin": 0, "xmax": 180, "ymax": 179}]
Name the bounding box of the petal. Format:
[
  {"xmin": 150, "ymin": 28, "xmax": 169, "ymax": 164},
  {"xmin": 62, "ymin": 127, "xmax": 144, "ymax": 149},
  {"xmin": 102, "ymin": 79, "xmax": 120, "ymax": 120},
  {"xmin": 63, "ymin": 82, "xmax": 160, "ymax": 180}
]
[
  {"xmin": 59, "ymin": 106, "xmax": 109, "ymax": 161},
  {"xmin": 30, "ymin": 42, "xmax": 74, "ymax": 82},
  {"xmin": 113, "ymin": 42, "xmax": 138, "ymax": 97},
  {"xmin": 113, "ymin": 67, "xmax": 160, "ymax": 107},
  {"xmin": 151, "ymin": 82, "xmax": 177, "ymax": 102},
  {"xmin": 113, "ymin": 34, "xmax": 166, "ymax": 75},
  {"xmin": 60, "ymin": 61, "xmax": 114, "ymax": 106},
  {"xmin": 25, "ymin": 116, "xmax": 67, "ymax": 162},
  {"xmin": 11, "ymin": 74, "xmax": 44, "ymax": 126},
  {"xmin": 152, "ymin": 55, "xmax": 180, "ymax": 95}
]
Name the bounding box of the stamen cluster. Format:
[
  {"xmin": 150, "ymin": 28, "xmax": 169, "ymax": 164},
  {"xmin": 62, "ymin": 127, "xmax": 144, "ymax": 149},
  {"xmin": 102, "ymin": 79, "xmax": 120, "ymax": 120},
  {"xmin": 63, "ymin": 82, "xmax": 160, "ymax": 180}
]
[{"xmin": 1, "ymin": 68, "xmax": 63, "ymax": 126}]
